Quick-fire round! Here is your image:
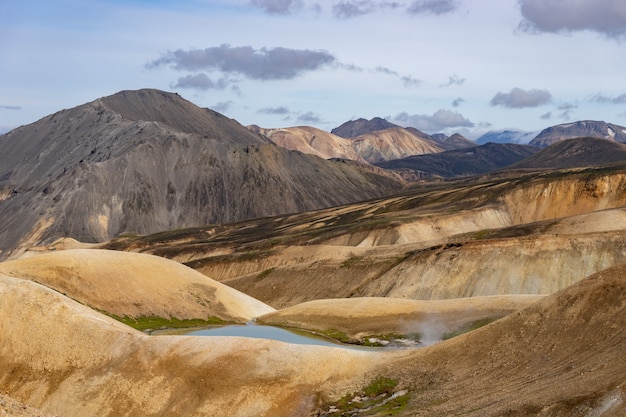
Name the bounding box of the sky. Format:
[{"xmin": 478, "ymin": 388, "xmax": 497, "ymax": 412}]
[{"xmin": 1, "ymin": 0, "xmax": 626, "ymax": 140}]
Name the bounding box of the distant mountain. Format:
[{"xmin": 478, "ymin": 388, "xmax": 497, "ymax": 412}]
[
  {"xmin": 511, "ymin": 137, "xmax": 626, "ymax": 170},
  {"xmin": 250, "ymin": 125, "xmax": 362, "ymax": 161},
  {"xmin": 254, "ymin": 125, "xmax": 444, "ymax": 164},
  {"xmin": 0, "ymin": 89, "xmax": 404, "ymax": 259},
  {"xmin": 431, "ymin": 132, "xmax": 477, "ymax": 151},
  {"xmin": 375, "ymin": 142, "xmax": 539, "ymax": 179},
  {"xmin": 350, "ymin": 127, "xmax": 444, "ymax": 163},
  {"xmin": 475, "ymin": 130, "xmax": 538, "ymax": 145},
  {"xmin": 529, "ymin": 120, "xmax": 626, "ymax": 147},
  {"xmin": 331, "ymin": 117, "xmax": 399, "ymax": 138}
]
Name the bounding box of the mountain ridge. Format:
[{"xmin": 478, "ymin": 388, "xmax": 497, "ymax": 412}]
[{"xmin": 0, "ymin": 89, "xmax": 404, "ymax": 259}]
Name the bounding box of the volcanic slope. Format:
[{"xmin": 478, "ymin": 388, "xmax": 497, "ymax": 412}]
[
  {"xmin": 2, "ymin": 255, "xmax": 625, "ymax": 416},
  {"xmin": 254, "ymin": 125, "xmax": 444, "ymax": 164},
  {"xmin": 105, "ymin": 164, "xmax": 626, "ymax": 308},
  {"xmin": 0, "ymin": 89, "xmax": 404, "ymax": 260},
  {"xmin": 375, "ymin": 142, "xmax": 539, "ymax": 179},
  {"xmin": 0, "ymin": 249, "xmax": 274, "ymax": 322},
  {"xmin": 529, "ymin": 119, "xmax": 626, "ymax": 147},
  {"xmin": 334, "ymin": 262, "xmax": 626, "ymax": 416},
  {"xmin": 512, "ymin": 137, "xmax": 626, "ymax": 169},
  {"xmin": 0, "ymin": 273, "xmax": 384, "ymax": 417}
]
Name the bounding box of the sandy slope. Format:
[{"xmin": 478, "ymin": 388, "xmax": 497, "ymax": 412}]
[
  {"xmin": 374, "ymin": 263, "xmax": 626, "ymax": 416},
  {"xmin": 0, "ymin": 275, "xmax": 384, "ymax": 417},
  {"xmin": 0, "ymin": 249, "xmax": 274, "ymax": 321},
  {"xmin": 2, "ymin": 261, "xmax": 625, "ymax": 416},
  {"xmin": 257, "ymin": 295, "xmax": 544, "ymax": 340}
]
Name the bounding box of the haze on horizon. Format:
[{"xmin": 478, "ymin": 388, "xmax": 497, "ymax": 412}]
[{"xmin": 1, "ymin": 0, "xmax": 625, "ymax": 138}]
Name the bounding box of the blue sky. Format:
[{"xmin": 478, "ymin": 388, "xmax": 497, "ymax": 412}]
[{"xmin": 1, "ymin": 0, "xmax": 626, "ymax": 139}]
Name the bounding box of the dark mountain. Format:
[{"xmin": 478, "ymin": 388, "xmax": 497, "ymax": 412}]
[
  {"xmin": 475, "ymin": 129, "xmax": 537, "ymax": 145},
  {"xmin": 511, "ymin": 137, "xmax": 626, "ymax": 170},
  {"xmin": 331, "ymin": 117, "xmax": 399, "ymax": 138},
  {"xmin": 431, "ymin": 132, "xmax": 477, "ymax": 151},
  {"xmin": 375, "ymin": 142, "xmax": 539, "ymax": 179},
  {"xmin": 0, "ymin": 89, "xmax": 404, "ymax": 259},
  {"xmin": 529, "ymin": 120, "xmax": 626, "ymax": 147}
]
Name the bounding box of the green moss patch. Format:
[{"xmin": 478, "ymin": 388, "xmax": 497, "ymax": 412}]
[
  {"xmin": 109, "ymin": 315, "xmax": 231, "ymax": 332},
  {"xmin": 319, "ymin": 376, "xmax": 409, "ymax": 416},
  {"xmin": 443, "ymin": 317, "xmax": 497, "ymax": 340}
]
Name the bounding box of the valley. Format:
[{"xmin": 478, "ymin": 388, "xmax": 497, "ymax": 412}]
[{"xmin": 1, "ymin": 89, "xmax": 625, "ymax": 416}]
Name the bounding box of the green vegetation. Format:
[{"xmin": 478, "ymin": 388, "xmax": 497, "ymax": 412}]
[
  {"xmin": 340, "ymin": 256, "xmax": 363, "ymax": 268},
  {"xmin": 320, "ymin": 376, "xmax": 409, "ymax": 416},
  {"xmin": 443, "ymin": 317, "xmax": 497, "ymax": 340},
  {"xmin": 108, "ymin": 314, "xmax": 231, "ymax": 332},
  {"xmin": 317, "ymin": 328, "xmax": 352, "ymax": 344}
]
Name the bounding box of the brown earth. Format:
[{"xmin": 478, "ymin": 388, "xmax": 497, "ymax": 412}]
[
  {"xmin": 257, "ymin": 295, "xmax": 544, "ymax": 341},
  {"xmin": 0, "ymin": 274, "xmax": 384, "ymax": 417},
  {"xmin": 1, "ymin": 260, "xmax": 625, "ymax": 416},
  {"xmin": 0, "ymin": 249, "xmax": 274, "ymax": 321},
  {"xmin": 107, "ymin": 166, "xmax": 626, "ymax": 308}
]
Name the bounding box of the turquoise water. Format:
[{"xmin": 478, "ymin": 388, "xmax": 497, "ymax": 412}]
[{"xmin": 164, "ymin": 324, "xmax": 376, "ymax": 349}]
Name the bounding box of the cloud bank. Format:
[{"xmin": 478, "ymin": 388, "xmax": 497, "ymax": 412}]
[
  {"xmin": 148, "ymin": 44, "xmax": 335, "ymax": 81},
  {"xmin": 518, "ymin": 0, "xmax": 626, "ymax": 39},
  {"xmin": 391, "ymin": 109, "xmax": 474, "ymax": 132},
  {"xmin": 590, "ymin": 93, "xmax": 626, "ymax": 104},
  {"xmin": 408, "ymin": 0, "xmax": 459, "ymax": 16},
  {"xmin": 249, "ymin": 0, "xmax": 304, "ymax": 15},
  {"xmin": 490, "ymin": 87, "xmax": 552, "ymax": 108}
]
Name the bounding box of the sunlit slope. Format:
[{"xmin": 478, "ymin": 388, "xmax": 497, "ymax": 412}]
[
  {"xmin": 257, "ymin": 295, "xmax": 543, "ymax": 341},
  {"xmin": 375, "ymin": 262, "xmax": 626, "ymax": 416},
  {"xmin": 0, "ymin": 274, "xmax": 383, "ymax": 417},
  {"xmin": 0, "ymin": 249, "xmax": 274, "ymax": 321},
  {"xmin": 106, "ymin": 166, "xmax": 626, "ymax": 308}
]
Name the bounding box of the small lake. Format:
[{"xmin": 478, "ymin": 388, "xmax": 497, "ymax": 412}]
[{"xmin": 158, "ymin": 324, "xmax": 380, "ymax": 350}]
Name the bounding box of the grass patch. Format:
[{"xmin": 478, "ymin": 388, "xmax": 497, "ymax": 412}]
[
  {"xmin": 320, "ymin": 376, "xmax": 409, "ymax": 416},
  {"xmin": 108, "ymin": 315, "xmax": 231, "ymax": 332},
  {"xmin": 317, "ymin": 328, "xmax": 352, "ymax": 344},
  {"xmin": 340, "ymin": 256, "xmax": 363, "ymax": 268},
  {"xmin": 442, "ymin": 317, "xmax": 497, "ymax": 340}
]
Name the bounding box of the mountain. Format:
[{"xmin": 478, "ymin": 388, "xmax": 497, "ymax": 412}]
[
  {"xmin": 512, "ymin": 137, "xmax": 626, "ymax": 170},
  {"xmin": 249, "ymin": 125, "xmax": 363, "ymax": 161},
  {"xmin": 350, "ymin": 127, "xmax": 443, "ymax": 163},
  {"xmin": 529, "ymin": 120, "xmax": 626, "ymax": 147},
  {"xmin": 0, "ymin": 89, "xmax": 404, "ymax": 259},
  {"xmin": 375, "ymin": 142, "xmax": 539, "ymax": 179},
  {"xmin": 429, "ymin": 132, "xmax": 477, "ymax": 150},
  {"xmin": 475, "ymin": 129, "xmax": 538, "ymax": 145},
  {"xmin": 331, "ymin": 117, "xmax": 399, "ymax": 138},
  {"xmin": 253, "ymin": 125, "xmax": 444, "ymax": 164}
]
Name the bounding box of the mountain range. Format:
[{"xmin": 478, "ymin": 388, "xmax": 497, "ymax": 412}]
[
  {"xmin": 3, "ymin": 88, "xmax": 626, "ymax": 417},
  {"xmin": 2, "ymin": 89, "xmax": 626, "ymax": 259},
  {"xmin": 0, "ymin": 89, "xmax": 403, "ymax": 259}
]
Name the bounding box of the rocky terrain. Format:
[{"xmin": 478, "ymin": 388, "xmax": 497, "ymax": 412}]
[
  {"xmin": 530, "ymin": 120, "xmax": 626, "ymax": 147},
  {"xmin": 375, "ymin": 141, "xmax": 539, "ymax": 179},
  {"xmin": 0, "ymin": 89, "xmax": 403, "ymax": 260},
  {"xmin": 253, "ymin": 125, "xmax": 444, "ymax": 164},
  {"xmin": 2, "ymin": 90, "xmax": 626, "ymax": 416}
]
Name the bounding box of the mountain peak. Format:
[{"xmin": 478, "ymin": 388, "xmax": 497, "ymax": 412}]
[
  {"xmin": 529, "ymin": 120, "xmax": 626, "ymax": 147},
  {"xmin": 331, "ymin": 117, "xmax": 399, "ymax": 138}
]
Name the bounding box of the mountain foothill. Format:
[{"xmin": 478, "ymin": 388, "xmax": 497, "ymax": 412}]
[{"xmin": 2, "ymin": 89, "xmax": 626, "ymax": 417}]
